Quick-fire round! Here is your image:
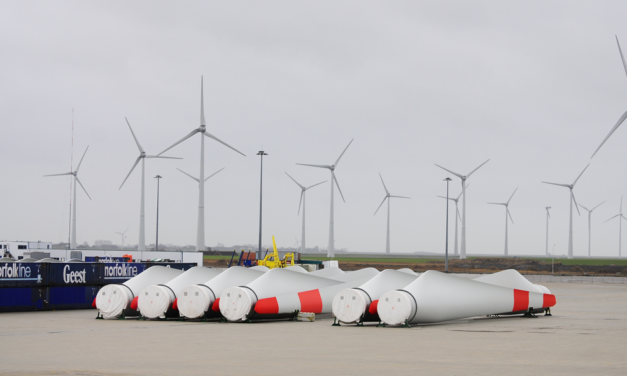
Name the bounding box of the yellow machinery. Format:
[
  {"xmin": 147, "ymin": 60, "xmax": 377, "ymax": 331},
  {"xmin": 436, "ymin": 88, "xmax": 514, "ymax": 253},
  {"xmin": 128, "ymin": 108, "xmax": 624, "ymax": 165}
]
[{"xmin": 257, "ymin": 236, "xmax": 295, "ymax": 269}]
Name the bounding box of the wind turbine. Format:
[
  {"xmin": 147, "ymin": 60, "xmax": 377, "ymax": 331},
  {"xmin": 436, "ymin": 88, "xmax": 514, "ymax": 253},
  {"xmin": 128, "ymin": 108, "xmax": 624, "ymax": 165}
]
[
  {"xmin": 578, "ymin": 201, "xmax": 605, "ymax": 257},
  {"xmin": 487, "ymin": 188, "xmax": 518, "ymax": 257},
  {"xmin": 285, "ymin": 172, "xmax": 326, "ymax": 254},
  {"xmin": 604, "ymin": 196, "xmax": 626, "ymax": 257},
  {"xmin": 437, "ymin": 184, "xmax": 468, "ymax": 257},
  {"xmin": 545, "ymin": 207, "xmax": 551, "ymax": 256},
  {"xmin": 434, "ymin": 160, "xmax": 490, "ymax": 259},
  {"xmin": 115, "ymin": 228, "xmax": 129, "ymax": 251},
  {"xmin": 44, "ymin": 146, "xmax": 91, "ymax": 249},
  {"xmin": 119, "ymin": 118, "xmax": 181, "ymax": 252},
  {"xmin": 374, "ymin": 173, "xmax": 410, "ymax": 255},
  {"xmin": 296, "ymin": 139, "xmax": 354, "ymax": 257},
  {"xmin": 542, "ymin": 164, "xmax": 589, "ymax": 259},
  {"xmin": 158, "ymin": 77, "xmax": 246, "ymax": 251},
  {"xmin": 592, "ymin": 36, "xmax": 627, "ymax": 158}
]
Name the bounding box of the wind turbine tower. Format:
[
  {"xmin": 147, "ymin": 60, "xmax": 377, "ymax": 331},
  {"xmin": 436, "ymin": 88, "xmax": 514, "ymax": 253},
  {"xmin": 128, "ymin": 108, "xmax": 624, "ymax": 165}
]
[
  {"xmin": 438, "ymin": 185, "xmax": 468, "ymax": 257},
  {"xmin": 487, "ymin": 188, "xmax": 518, "ymax": 257},
  {"xmin": 285, "ymin": 172, "xmax": 326, "ymax": 254},
  {"xmin": 44, "ymin": 146, "xmax": 91, "ymax": 249},
  {"xmin": 435, "ymin": 160, "xmax": 489, "ymax": 259},
  {"xmin": 158, "ymin": 77, "xmax": 246, "ymax": 251},
  {"xmin": 119, "ymin": 118, "xmax": 181, "ymax": 252},
  {"xmin": 542, "ymin": 164, "xmax": 589, "ymax": 259},
  {"xmin": 579, "ymin": 201, "xmax": 605, "ymax": 257},
  {"xmin": 604, "ymin": 196, "xmax": 626, "ymax": 257},
  {"xmin": 297, "ymin": 139, "xmax": 354, "ymax": 258},
  {"xmin": 374, "ymin": 173, "xmax": 410, "ymax": 254}
]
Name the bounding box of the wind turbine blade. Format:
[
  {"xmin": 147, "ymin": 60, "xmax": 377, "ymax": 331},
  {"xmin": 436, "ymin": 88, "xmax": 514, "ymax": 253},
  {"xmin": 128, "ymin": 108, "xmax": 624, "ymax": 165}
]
[
  {"xmin": 507, "ymin": 187, "xmax": 518, "ymax": 205},
  {"xmin": 297, "ymin": 191, "xmax": 304, "ymax": 215},
  {"xmin": 146, "ymin": 155, "xmax": 183, "ymax": 159},
  {"xmin": 591, "ymin": 110, "xmax": 627, "ymax": 158},
  {"xmin": 592, "ymin": 201, "xmax": 606, "ymax": 211},
  {"xmin": 487, "ymin": 202, "xmax": 506, "ymax": 205},
  {"xmin": 466, "ymin": 159, "xmax": 490, "ymax": 179},
  {"xmin": 296, "ymin": 163, "xmax": 331, "ymax": 169},
  {"xmin": 572, "ymin": 164, "xmax": 590, "ymax": 187},
  {"xmin": 434, "ymin": 164, "xmax": 463, "ymax": 179},
  {"xmin": 200, "ymin": 76, "xmax": 206, "ymax": 126},
  {"xmin": 437, "ymin": 195, "xmax": 456, "ymax": 201},
  {"xmin": 622, "ymin": 214, "xmax": 627, "ymax": 221},
  {"xmin": 305, "ymin": 180, "xmax": 327, "ymax": 190},
  {"xmin": 176, "ymin": 168, "xmax": 199, "ymax": 182},
  {"xmin": 617, "ymin": 35, "xmax": 627, "ymax": 79},
  {"xmin": 390, "ymin": 195, "xmax": 410, "ymax": 199},
  {"xmin": 541, "ymin": 181, "xmax": 570, "ymax": 188},
  {"xmin": 507, "ymin": 208, "xmax": 514, "ymax": 224},
  {"xmin": 125, "ymin": 118, "xmax": 144, "ymax": 153},
  {"xmin": 204, "ymin": 132, "xmax": 246, "ymax": 157},
  {"xmin": 333, "ymin": 172, "xmax": 345, "ymax": 203},
  {"xmin": 605, "ymin": 214, "xmax": 621, "ymax": 223},
  {"xmin": 123, "ymin": 228, "xmax": 129, "ymax": 234},
  {"xmin": 204, "ymin": 167, "xmax": 225, "ymax": 182},
  {"xmin": 374, "ymin": 196, "xmax": 387, "ymax": 215},
  {"xmin": 457, "ymin": 207, "xmax": 462, "ymax": 221},
  {"xmin": 456, "ymin": 183, "xmax": 470, "ymax": 201},
  {"xmin": 285, "ymin": 172, "xmax": 305, "ymax": 189},
  {"xmin": 378, "ymin": 173, "xmax": 389, "ymax": 195},
  {"xmin": 44, "ymin": 172, "xmax": 73, "ymax": 177},
  {"xmin": 578, "ymin": 204, "xmax": 590, "ymax": 212},
  {"xmin": 334, "ymin": 138, "xmax": 354, "ymax": 167},
  {"xmin": 75, "ymin": 146, "xmax": 89, "ymax": 173},
  {"xmin": 119, "ymin": 157, "xmax": 142, "ymax": 190},
  {"xmin": 75, "ymin": 177, "xmax": 91, "ymax": 200},
  {"xmin": 572, "ymin": 191, "xmax": 581, "ymax": 216},
  {"xmin": 158, "ymin": 129, "xmax": 199, "ymax": 156}
]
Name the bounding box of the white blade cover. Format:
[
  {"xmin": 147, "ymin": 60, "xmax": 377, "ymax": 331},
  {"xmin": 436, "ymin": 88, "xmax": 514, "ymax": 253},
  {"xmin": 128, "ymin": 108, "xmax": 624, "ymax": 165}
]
[
  {"xmin": 378, "ymin": 271, "xmax": 557, "ymax": 325},
  {"xmin": 178, "ymin": 266, "xmax": 268, "ymax": 319},
  {"xmin": 138, "ymin": 267, "xmax": 222, "ymax": 319},
  {"xmin": 219, "ymin": 268, "xmax": 344, "ymax": 322},
  {"xmin": 332, "ymin": 269, "xmax": 420, "ymax": 324},
  {"xmin": 96, "ymin": 266, "xmax": 183, "ymax": 319},
  {"xmin": 474, "ymin": 269, "xmax": 550, "ymax": 294},
  {"xmin": 309, "ymin": 267, "xmax": 346, "ymax": 279},
  {"xmin": 254, "ymin": 268, "xmax": 380, "ymax": 316}
]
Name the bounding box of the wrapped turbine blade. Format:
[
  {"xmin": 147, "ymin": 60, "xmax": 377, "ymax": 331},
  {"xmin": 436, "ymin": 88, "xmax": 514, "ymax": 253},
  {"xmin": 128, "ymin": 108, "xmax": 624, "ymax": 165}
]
[
  {"xmin": 177, "ymin": 266, "xmax": 268, "ymax": 319},
  {"xmin": 378, "ymin": 270, "xmax": 557, "ymax": 326},
  {"xmin": 332, "ymin": 269, "xmax": 419, "ymax": 324},
  {"xmin": 137, "ymin": 267, "xmax": 222, "ymax": 319},
  {"xmin": 219, "ymin": 267, "xmax": 348, "ymax": 322},
  {"xmin": 473, "ymin": 269, "xmax": 551, "ymax": 294},
  {"xmin": 96, "ymin": 266, "xmax": 183, "ymax": 319}
]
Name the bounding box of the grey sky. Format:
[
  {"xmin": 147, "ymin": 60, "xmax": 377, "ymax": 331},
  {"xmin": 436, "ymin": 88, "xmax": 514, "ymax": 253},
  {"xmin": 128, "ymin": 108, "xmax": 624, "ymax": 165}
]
[{"xmin": 2, "ymin": 1, "xmax": 627, "ymax": 257}]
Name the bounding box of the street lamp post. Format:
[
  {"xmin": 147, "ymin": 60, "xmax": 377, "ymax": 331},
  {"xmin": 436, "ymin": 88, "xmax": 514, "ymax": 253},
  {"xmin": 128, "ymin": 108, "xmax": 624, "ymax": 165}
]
[
  {"xmin": 444, "ymin": 177, "xmax": 452, "ymax": 272},
  {"xmin": 257, "ymin": 151, "xmax": 268, "ymax": 260},
  {"xmin": 155, "ymin": 175, "xmax": 162, "ymax": 252}
]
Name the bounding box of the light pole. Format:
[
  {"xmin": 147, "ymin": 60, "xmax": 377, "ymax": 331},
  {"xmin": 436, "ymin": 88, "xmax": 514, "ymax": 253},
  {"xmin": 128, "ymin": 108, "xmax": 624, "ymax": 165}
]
[
  {"xmin": 444, "ymin": 177, "xmax": 451, "ymax": 272},
  {"xmin": 257, "ymin": 151, "xmax": 268, "ymax": 260},
  {"xmin": 155, "ymin": 175, "xmax": 162, "ymax": 252},
  {"xmin": 552, "ymin": 244, "xmax": 555, "ymax": 275}
]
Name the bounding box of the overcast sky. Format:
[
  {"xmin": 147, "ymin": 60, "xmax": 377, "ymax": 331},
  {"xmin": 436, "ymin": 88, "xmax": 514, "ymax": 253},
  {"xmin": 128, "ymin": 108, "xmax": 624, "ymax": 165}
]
[{"xmin": 3, "ymin": 1, "xmax": 627, "ymax": 257}]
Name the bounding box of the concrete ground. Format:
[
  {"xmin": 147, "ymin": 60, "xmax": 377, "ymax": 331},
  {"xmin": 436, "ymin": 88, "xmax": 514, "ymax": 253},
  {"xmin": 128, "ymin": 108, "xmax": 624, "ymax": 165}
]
[{"xmin": 1, "ymin": 282, "xmax": 626, "ymax": 376}]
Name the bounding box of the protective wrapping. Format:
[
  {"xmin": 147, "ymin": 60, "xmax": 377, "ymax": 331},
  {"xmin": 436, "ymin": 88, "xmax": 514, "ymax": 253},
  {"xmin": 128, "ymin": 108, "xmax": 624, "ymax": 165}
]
[
  {"xmin": 96, "ymin": 266, "xmax": 183, "ymax": 319},
  {"xmin": 473, "ymin": 269, "xmax": 550, "ymax": 294},
  {"xmin": 378, "ymin": 270, "xmax": 556, "ymax": 326},
  {"xmin": 137, "ymin": 266, "xmax": 222, "ymax": 319},
  {"xmin": 177, "ymin": 266, "xmax": 268, "ymax": 319}
]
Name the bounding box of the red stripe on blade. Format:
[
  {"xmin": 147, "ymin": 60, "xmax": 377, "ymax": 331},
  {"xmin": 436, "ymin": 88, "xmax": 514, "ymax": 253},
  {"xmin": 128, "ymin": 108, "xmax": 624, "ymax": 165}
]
[
  {"xmin": 254, "ymin": 297, "xmax": 279, "ymax": 314},
  {"xmin": 172, "ymin": 298, "xmax": 178, "ymax": 310},
  {"xmin": 542, "ymin": 294, "xmax": 556, "ymax": 308},
  {"xmin": 368, "ymin": 300, "xmax": 379, "ymax": 315},
  {"xmin": 211, "ymin": 298, "xmax": 220, "ymax": 312},
  {"xmin": 512, "ymin": 289, "xmax": 529, "ymax": 312},
  {"xmin": 92, "ymin": 297, "xmax": 97, "ymax": 308},
  {"xmin": 298, "ymin": 290, "xmax": 323, "ymax": 313},
  {"xmin": 130, "ymin": 296, "xmax": 139, "ymax": 311}
]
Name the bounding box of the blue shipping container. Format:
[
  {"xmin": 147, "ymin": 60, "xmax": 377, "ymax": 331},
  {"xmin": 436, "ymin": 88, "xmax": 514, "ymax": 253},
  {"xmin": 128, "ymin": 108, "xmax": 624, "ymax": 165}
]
[
  {"xmin": 0, "ymin": 263, "xmax": 47, "ymax": 288},
  {"xmin": 48, "ymin": 263, "xmax": 100, "ymax": 287},
  {"xmin": 48, "ymin": 286, "xmax": 100, "ymax": 310},
  {"xmin": 0, "ymin": 287, "xmax": 47, "ymax": 312}
]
